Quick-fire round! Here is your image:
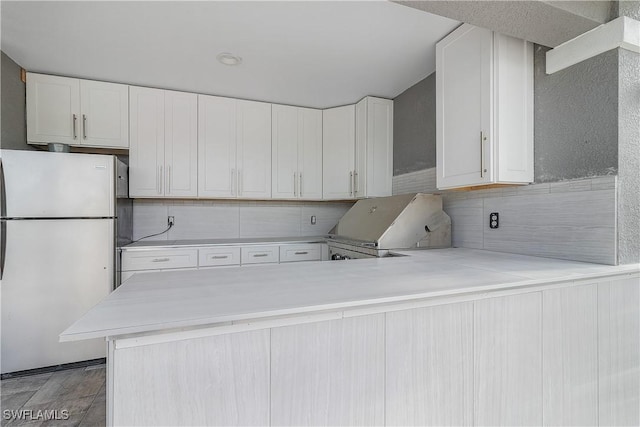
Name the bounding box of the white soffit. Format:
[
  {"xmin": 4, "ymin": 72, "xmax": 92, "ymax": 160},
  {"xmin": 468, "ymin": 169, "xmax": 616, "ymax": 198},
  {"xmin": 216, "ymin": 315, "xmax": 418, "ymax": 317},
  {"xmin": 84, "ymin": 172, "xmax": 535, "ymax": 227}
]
[
  {"xmin": 0, "ymin": 1, "xmax": 460, "ymax": 109},
  {"xmin": 546, "ymin": 17, "xmax": 640, "ymax": 74}
]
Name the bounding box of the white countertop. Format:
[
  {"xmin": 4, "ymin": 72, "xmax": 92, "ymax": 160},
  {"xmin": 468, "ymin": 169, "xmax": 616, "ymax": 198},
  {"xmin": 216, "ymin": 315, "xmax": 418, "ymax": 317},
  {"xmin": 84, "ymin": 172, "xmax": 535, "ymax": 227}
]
[
  {"xmin": 121, "ymin": 236, "xmax": 328, "ymax": 250},
  {"xmin": 61, "ymin": 248, "xmax": 639, "ymax": 342}
]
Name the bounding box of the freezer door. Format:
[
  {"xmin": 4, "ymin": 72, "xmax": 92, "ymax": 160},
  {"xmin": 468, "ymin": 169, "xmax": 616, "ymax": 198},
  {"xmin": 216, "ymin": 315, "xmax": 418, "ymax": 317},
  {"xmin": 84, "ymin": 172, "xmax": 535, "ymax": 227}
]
[
  {"xmin": 0, "ymin": 150, "xmax": 114, "ymax": 218},
  {"xmin": 0, "ymin": 219, "xmax": 113, "ymax": 374}
]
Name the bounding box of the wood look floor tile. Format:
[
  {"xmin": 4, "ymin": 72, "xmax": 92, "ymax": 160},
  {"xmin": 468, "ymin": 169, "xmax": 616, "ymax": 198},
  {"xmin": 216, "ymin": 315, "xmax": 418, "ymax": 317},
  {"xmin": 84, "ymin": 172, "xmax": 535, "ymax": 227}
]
[
  {"xmin": 1, "ymin": 373, "xmax": 53, "ymax": 396},
  {"xmin": 25, "ymin": 369, "xmax": 104, "ymax": 406},
  {"xmin": 78, "ymin": 396, "xmax": 106, "ymax": 427},
  {"xmin": 1, "ymin": 391, "xmax": 37, "ymax": 412}
]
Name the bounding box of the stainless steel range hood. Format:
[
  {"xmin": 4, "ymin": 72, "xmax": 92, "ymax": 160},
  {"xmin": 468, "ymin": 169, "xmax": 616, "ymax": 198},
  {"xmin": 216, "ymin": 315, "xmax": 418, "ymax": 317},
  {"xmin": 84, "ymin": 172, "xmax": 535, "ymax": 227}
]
[{"xmin": 333, "ymin": 193, "xmax": 451, "ymax": 250}]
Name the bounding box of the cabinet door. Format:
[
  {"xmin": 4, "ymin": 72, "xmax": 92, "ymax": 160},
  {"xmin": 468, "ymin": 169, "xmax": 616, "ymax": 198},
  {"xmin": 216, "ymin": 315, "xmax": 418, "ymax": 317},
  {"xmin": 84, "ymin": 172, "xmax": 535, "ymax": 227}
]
[
  {"xmin": 237, "ymin": 100, "xmax": 272, "ymax": 199},
  {"xmin": 271, "ymin": 105, "xmax": 298, "ymax": 199},
  {"xmin": 474, "ymin": 292, "xmax": 542, "ymax": 426},
  {"xmin": 298, "ymin": 107, "xmax": 323, "ymax": 200},
  {"xmin": 357, "ymin": 97, "xmax": 393, "ymax": 198},
  {"xmin": 26, "ymin": 73, "xmax": 80, "ymax": 144},
  {"xmin": 198, "ymin": 95, "xmax": 237, "ymax": 198},
  {"xmin": 436, "ymin": 24, "xmax": 493, "ymax": 189},
  {"xmin": 164, "ymin": 91, "xmax": 197, "ymax": 198},
  {"xmin": 322, "ymin": 105, "xmax": 355, "ymax": 199},
  {"xmin": 79, "ymin": 80, "xmax": 129, "ymax": 148},
  {"xmin": 129, "ymin": 86, "xmax": 165, "ymax": 197}
]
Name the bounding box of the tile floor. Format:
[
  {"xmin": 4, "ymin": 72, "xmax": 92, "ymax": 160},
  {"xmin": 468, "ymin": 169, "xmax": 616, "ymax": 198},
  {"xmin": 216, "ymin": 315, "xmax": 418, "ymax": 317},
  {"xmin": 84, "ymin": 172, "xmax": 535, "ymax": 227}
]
[{"xmin": 0, "ymin": 365, "xmax": 105, "ymax": 427}]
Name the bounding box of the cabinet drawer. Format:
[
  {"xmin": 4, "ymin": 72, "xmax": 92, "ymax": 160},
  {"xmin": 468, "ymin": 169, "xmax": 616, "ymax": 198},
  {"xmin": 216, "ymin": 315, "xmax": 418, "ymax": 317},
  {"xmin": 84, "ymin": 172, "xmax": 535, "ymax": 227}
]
[
  {"xmin": 279, "ymin": 244, "xmax": 322, "ymax": 263},
  {"xmin": 199, "ymin": 247, "xmax": 241, "ymax": 267},
  {"xmin": 241, "ymin": 246, "xmax": 280, "ymax": 265},
  {"xmin": 121, "ymin": 249, "xmax": 198, "ymax": 271}
]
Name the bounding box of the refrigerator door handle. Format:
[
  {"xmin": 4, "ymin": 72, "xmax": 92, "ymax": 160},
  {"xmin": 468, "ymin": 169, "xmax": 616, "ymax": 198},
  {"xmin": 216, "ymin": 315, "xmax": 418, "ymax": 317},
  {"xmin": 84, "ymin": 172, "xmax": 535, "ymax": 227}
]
[
  {"xmin": 0, "ymin": 158, "xmax": 5, "ymax": 279},
  {"xmin": 0, "ymin": 220, "xmax": 5, "ymax": 280}
]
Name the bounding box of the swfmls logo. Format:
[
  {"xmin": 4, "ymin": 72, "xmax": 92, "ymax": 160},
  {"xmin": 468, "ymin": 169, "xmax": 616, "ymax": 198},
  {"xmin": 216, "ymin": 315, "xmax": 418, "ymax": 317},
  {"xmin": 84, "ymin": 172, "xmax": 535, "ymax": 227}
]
[{"xmin": 3, "ymin": 409, "xmax": 70, "ymax": 421}]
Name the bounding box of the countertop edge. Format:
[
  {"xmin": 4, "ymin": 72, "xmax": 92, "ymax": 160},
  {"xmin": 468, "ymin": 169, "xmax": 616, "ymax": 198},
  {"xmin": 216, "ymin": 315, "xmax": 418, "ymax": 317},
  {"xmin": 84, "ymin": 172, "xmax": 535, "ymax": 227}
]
[{"xmin": 60, "ymin": 266, "xmax": 640, "ymax": 342}]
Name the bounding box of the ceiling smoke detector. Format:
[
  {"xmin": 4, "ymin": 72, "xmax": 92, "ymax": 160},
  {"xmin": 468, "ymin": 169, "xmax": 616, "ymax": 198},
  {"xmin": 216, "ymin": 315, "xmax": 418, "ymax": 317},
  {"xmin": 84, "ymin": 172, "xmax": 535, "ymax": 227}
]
[{"xmin": 216, "ymin": 53, "xmax": 242, "ymax": 66}]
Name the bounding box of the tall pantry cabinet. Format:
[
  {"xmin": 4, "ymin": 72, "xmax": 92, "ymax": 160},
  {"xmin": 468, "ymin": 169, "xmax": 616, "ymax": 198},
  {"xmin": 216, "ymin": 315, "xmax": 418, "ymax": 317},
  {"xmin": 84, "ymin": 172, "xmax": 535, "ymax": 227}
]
[{"xmin": 129, "ymin": 86, "xmax": 198, "ymax": 198}]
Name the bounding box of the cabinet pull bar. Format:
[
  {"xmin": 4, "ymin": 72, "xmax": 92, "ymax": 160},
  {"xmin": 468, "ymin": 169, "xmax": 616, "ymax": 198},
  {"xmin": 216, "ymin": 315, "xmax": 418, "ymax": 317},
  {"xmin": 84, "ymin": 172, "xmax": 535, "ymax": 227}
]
[
  {"xmin": 354, "ymin": 171, "xmax": 358, "ymax": 196},
  {"xmin": 82, "ymin": 114, "xmax": 87, "ymax": 139},
  {"xmin": 480, "ymin": 131, "xmax": 486, "ymax": 178},
  {"xmin": 167, "ymin": 165, "xmax": 171, "ymax": 195},
  {"xmin": 231, "ymin": 169, "xmax": 235, "ymax": 196},
  {"xmin": 238, "ymin": 170, "xmax": 242, "ymax": 196},
  {"xmin": 299, "ymin": 173, "xmax": 303, "ymax": 198},
  {"xmin": 72, "ymin": 114, "xmax": 77, "ymax": 139},
  {"xmin": 211, "ymin": 255, "xmax": 229, "ymax": 259},
  {"xmin": 349, "ymin": 171, "xmax": 353, "ymax": 196},
  {"xmin": 253, "ymin": 253, "xmax": 268, "ymax": 258},
  {"xmin": 294, "ymin": 251, "xmax": 308, "ymax": 255},
  {"xmin": 294, "ymin": 172, "xmax": 297, "ymax": 197},
  {"xmin": 151, "ymin": 258, "xmax": 170, "ymax": 262}
]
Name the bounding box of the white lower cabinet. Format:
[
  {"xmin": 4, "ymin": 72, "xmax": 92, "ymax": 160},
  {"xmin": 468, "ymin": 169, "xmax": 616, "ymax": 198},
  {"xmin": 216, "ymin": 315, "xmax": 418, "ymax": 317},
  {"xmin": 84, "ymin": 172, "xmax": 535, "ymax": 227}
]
[
  {"xmin": 474, "ymin": 292, "xmax": 542, "ymax": 426},
  {"xmin": 198, "ymin": 247, "xmax": 241, "ymax": 267},
  {"xmin": 279, "ymin": 243, "xmax": 322, "ymax": 263},
  {"xmin": 543, "ymin": 284, "xmax": 598, "ymax": 425},
  {"xmin": 270, "ymin": 314, "xmax": 385, "ymax": 426},
  {"xmin": 121, "ymin": 248, "xmax": 198, "ymax": 272},
  {"xmin": 240, "ymin": 245, "xmax": 279, "ymax": 265},
  {"xmin": 386, "ymin": 303, "xmax": 473, "ymax": 426}
]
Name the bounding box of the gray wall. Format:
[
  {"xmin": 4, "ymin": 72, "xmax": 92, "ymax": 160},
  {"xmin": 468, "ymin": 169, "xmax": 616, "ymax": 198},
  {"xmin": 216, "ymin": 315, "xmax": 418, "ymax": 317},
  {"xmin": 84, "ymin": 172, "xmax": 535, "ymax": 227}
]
[
  {"xmin": 617, "ymin": 48, "xmax": 640, "ymax": 264},
  {"xmin": 533, "ymin": 45, "xmax": 619, "ymax": 182},
  {"xmin": 393, "ymin": 73, "xmax": 436, "ymax": 175},
  {"xmin": 1, "ymin": 51, "xmax": 30, "ymax": 150}
]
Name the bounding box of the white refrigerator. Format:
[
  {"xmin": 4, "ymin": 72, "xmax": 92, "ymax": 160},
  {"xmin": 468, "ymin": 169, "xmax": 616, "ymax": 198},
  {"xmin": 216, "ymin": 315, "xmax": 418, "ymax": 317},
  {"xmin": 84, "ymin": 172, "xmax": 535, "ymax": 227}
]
[{"xmin": 0, "ymin": 149, "xmax": 129, "ymax": 374}]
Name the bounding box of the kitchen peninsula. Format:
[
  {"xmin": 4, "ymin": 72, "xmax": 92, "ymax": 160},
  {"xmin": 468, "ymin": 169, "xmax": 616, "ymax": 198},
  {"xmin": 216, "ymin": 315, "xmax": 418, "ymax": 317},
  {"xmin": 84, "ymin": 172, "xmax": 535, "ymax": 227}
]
[{"xmin": 61, "ymin": 248, "xmax": 640, "ymax": 426}]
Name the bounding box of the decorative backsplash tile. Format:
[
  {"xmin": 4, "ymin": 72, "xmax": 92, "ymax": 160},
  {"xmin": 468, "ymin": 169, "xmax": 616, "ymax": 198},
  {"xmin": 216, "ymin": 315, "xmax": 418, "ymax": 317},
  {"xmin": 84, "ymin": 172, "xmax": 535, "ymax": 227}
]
[
  {"xmin": 132, "ymin": 200, "xmax": 354, "ymax": 241},
  {"xmin": 393, "ymin": 170, "xmax": 618, "ymax": 265}
]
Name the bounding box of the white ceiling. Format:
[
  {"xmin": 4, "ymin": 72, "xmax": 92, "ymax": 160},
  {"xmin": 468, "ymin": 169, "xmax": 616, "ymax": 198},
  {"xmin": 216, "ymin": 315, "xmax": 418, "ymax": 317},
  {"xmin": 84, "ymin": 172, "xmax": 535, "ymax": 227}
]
[{"xmin": 1, "ymin": 1, "xmax": 459, "ymax": 109}]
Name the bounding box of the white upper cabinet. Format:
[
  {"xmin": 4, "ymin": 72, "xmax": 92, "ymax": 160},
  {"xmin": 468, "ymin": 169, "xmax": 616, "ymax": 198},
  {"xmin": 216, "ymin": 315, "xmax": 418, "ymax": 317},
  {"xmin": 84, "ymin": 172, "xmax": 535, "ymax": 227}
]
[
  {"xmin": 323, "ymin": 105, "xmax": 356, "ymax": 199},
  {"xmin": 236, "ymin": 100, "xmax": 272, "ymax": 199},
  {"xmin": 198, "ymin": 96, "xmax": 271, "ymax": 199},
  {"xmin": 129, "ymin": 86, "xmax": 197, "ymax": 198},
  {"xmin": 323, "ymin": 99, "xmax": 393, "ymax": 200},
  {"xmin": 27, "ymin": 73, "xmax": 129, "ymax": 149},
  {"xmin": 355, "ymin": 97, "xmax": 393, "ymax": 198},
  {"xmin": 164, "ymin": 90, "xmax": 198, "ymax": 197},
  {"xmin": 198, "ymin": 95, "xmax": 237, "ymax": 198},
  {"xmin": 436, "ymin": 24, "xmax": 533, "ymax": 190},
  {"xmin": 272, "ymin": 105, "xmax": 322, "ymax": 200}
]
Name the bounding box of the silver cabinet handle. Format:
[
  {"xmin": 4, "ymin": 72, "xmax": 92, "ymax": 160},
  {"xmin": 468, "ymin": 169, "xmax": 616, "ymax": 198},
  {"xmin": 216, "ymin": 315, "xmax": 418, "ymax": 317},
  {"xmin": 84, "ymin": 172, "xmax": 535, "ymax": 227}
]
[
  {"xmin": 349, "ymin": 171, "xmax": 353, "ymax": 197},
  {"xmin": 480, "ymin": 131, "xmax": 487, "ymax": 178},
  {"xmin": 354, "ymin": 171, "xmax": 358, "ymax": 197},
  {"xmin": 151, "ymin": 258, "xmax": 170, "ymax": 262},
  {"xmin": 72, "ymin": 114, "xmax": 78, "ymax": 139},
  {"xmin": 299, "ymin": 172, "xmax": 303, "ymax": 198},
  {"xmin": 82, "ymin": 114, "xmax": 87, "ymax": 139},
  {"xmin": 294, "ymin": 172, "xmax": 297, "ymax": 197},
  {"xmin": 167, "ymin": 165, "xmax": 171, "ymax": 195},
  {"xmin": 230, "ymin": 169, "xmax": 235, "ymax": 196},
  {"xmin": 294, "ymin": 251, "xmax": 308, "ymax": 255},
  {"xmin": 211, "ymin": 255, "xmax": 229, "ymax": 259},
  {"xmin": 159, "ymin": 165, "xmax": 163, "ymax": 195},
  {"xmin": 238, "ymin": 170, "xmax": 242, "ymax": 196},
  {"xmin": 253, "ymin": 253, "xmax": 268, "ymax": 258}
]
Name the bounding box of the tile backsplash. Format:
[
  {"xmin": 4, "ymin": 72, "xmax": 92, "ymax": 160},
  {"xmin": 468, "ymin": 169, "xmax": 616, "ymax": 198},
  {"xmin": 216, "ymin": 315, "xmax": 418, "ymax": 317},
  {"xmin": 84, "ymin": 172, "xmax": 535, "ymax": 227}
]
[
  {"xmin": 393, "ymin": 169, "xmax": 617, "ymax": 265},
  {"xmin": 132, "ymin": 200, "xmax": 353, "ymax": 241}
]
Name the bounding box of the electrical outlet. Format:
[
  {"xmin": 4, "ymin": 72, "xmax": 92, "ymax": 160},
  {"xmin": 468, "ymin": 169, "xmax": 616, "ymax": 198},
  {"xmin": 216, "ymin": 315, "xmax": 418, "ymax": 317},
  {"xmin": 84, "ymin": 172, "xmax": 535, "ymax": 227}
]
[
  {"xmin": 310, "ymin": 215, "xmax": 317, "ymax": 225},
  {"xmin": 489, "ymin": 212, "xmax": 499, "ymax": 229},
  {"xmin": 168, "ymin": 216, "xmax": 175, "ymax": 226}
]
